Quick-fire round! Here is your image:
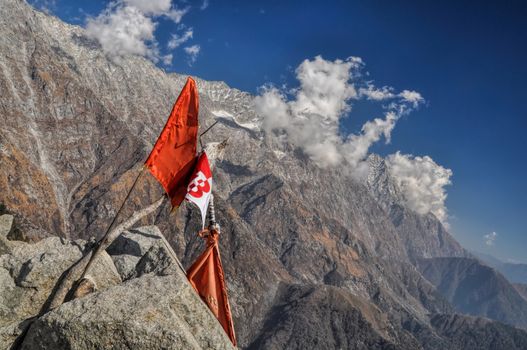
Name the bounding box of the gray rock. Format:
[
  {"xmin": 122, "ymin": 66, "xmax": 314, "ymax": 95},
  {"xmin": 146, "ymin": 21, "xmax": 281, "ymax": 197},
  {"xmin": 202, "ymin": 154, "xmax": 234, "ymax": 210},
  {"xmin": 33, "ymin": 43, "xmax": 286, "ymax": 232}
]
[
  {"xmin": 107, "ymin": 226, "xmax": 165, "ymax": 257},
  {"xmin": 135, "ymin": 244, "xmax": 181, "ymax": 277},
  {"xmin": 107, "ymin": 226, "xmax": 178, "ymax": 280},
  {"xmin": 21, "ymin": 272, "xmax": 236, "ymax": 350},
  {"xmin": 0, "ymin": 236, "xmax": 120, "ymax": 329},
  {"xmin": 0, "ymin": 215, "xmax": 14, "ymax": 255},
  {"xmin": 0, "ymin": 215, "xmax": 13, "ymax": 238},
  {"xmin": 0, "ymin": 318, "xmax": 32, "ymax": 350},
  {"xmin": 111, "ymin": 254, "xmax": 140, "ymax": 281}
]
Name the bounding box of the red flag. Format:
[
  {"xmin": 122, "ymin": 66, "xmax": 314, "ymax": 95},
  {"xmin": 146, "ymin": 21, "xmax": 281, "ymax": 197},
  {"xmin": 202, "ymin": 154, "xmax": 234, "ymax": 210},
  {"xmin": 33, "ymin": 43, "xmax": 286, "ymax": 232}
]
[
  {"xmin": 185, "ymin": 152, "xmax": 212, "ymax": 229},
  {"xmin": 145, "ymin": 77, "xmax": 199, "ymax": 207},
  {"xmin": 187, "ymin": 230, "xmax": 237, "ymax": 346}
]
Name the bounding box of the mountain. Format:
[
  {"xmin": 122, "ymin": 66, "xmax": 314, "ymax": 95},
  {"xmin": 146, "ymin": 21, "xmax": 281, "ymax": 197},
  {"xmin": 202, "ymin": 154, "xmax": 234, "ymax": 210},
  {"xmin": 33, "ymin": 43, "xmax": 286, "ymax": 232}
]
[
  {"xmin": 429, "ymin": 314, "xmax": 527, "ymax": 350},
  {"xmin": 515, "ymin": 284, "xmax": 527, "ymax": 301},
  {"xmin": 367, "ymin": 154, "xmax": 467, "ymax": 262},
  {"xmin": 2, "ymin": 1, "xmax": 527, "ymax": 349},
  {"xmin": 474, "ymin": 251, "xmax": 527, "ymax": 285},
  {"xmin": 417, "ymin": 257, "xmax": 527, "ymax": 329}
]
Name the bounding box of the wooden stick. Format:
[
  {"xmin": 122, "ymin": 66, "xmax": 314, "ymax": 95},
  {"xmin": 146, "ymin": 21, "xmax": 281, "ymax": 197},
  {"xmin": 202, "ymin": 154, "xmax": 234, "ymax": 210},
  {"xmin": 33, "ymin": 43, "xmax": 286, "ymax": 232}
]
[{"xmin": 45, "ymin": 196, "xmax": 165, "ymax": 311}]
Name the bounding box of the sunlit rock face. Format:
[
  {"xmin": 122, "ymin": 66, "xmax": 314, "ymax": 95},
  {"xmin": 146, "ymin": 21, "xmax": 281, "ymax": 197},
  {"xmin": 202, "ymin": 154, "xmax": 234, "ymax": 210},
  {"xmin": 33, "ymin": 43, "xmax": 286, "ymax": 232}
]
[{"xmin": 1, "ymin": 1, "xmax": 526, "ymax": 349}]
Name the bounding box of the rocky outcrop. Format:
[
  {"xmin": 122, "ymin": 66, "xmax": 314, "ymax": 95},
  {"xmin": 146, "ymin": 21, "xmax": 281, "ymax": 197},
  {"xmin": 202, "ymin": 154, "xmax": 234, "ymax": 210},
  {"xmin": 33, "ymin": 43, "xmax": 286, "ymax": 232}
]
[
  {"xmin": 0, "ymin": 223, "xmax": 235, "ymax": 349},
  {"xmin": 21, "ymin": 272, "xmax": 234, "ymax": 350},
  {"xmin": 0, "ymin": 215, "xmax": 121, "ymax": 348}
]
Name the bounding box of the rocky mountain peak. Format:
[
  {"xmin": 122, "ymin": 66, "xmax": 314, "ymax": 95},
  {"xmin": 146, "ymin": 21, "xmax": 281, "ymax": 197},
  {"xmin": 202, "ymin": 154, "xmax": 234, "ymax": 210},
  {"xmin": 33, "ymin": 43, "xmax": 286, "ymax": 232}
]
[{"xmin": 367, "ymin": 153, "xmax": 404, "ymax": 211}]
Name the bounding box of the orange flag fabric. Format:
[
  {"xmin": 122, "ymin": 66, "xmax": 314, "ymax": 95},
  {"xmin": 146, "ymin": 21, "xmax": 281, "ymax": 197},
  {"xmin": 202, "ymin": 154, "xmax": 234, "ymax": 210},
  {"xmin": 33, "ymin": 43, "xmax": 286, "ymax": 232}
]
[
  {"xmin": 187, "ymin": 229, "xmax": 237, "ymax": 347},
  {"xmin": 145, "ymin": 77, "xmax": 199, "ymax": 207}
]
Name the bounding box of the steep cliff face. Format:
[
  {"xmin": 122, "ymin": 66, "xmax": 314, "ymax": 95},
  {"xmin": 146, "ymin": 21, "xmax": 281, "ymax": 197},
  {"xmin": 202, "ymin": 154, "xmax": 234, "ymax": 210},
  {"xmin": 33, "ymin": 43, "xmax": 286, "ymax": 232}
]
[{"xmin": 1, "ymin": 1, "xmax": 527, "ymax": 349}]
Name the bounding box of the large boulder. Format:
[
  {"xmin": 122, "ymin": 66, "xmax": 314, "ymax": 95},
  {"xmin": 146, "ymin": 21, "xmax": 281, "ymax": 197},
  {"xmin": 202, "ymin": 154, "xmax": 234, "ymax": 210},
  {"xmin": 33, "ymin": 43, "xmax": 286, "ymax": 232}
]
[
  {"xmin": 0, "ymin": 234, "xmax": 121, "ymax": 348},
  {"xmin": 21, "ymin": 271, "xmax": 235, "ymax": 349},
  {"xmin": 107, "ymin": 226, "xmax": 182, "ymax": 280},
  {"xmin": 0, "ymin": 225, "xmax": 235, "ymax": 349}
]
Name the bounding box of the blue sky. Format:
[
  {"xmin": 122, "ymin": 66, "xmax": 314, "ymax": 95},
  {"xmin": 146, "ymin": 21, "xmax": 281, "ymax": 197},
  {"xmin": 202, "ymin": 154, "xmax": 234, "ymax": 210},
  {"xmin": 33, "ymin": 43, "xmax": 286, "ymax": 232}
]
[{"xmin": 33, "ymin": 0, "xmax": 527, "ymax": 263}]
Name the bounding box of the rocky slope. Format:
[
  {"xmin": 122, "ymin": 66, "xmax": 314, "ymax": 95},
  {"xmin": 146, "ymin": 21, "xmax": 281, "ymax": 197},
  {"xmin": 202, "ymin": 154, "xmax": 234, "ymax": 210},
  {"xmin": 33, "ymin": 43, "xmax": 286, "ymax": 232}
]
[
  {"xmin": 417, "ymin": 257, "xmax": 527, "ymax": 329},
  {"xmin": 474, "ymin": 251, "xmax": 527, "ymax": 284},
  {"xmin": 2, "ymin": 1, "xmax": 527, "ymax": 349}
]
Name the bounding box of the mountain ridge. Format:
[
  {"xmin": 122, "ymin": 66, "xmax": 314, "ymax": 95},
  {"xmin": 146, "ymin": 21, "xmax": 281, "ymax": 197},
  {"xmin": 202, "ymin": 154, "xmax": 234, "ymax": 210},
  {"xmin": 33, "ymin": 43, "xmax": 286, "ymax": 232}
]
[{"xmin": 1, "ymin": 1, "xmax": 527, "ymax": 349}]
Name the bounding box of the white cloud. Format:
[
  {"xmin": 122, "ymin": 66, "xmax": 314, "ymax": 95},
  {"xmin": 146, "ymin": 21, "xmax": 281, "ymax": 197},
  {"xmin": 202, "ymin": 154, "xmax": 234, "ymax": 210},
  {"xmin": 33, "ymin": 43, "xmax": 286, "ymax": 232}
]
[
  {"xmin": 86, "ymin": 5, "xmax": 157, "ymax": 61},
  {"xmin": 342, "ymin": 111, "xmax": 400, "ymax": 177},
  {"xmin": 184, "ymin": 44, "xmax": 201, "ymax": 64},
  {"xmin": 255, "ymin": 56, "xmax": 360, "ymax": 168},
  {"xmin": 254, "ymin": 55, "xmax": 423, "ymax": 171},
  {"xmin": 200, "ymin": 0, "xmax": 210, "ymax": 10},
  {"xmin": 85, "ymin": 0, "xmax": 190, "ymax": 62},
  {"xmin": 253, "ymin": 56, "xmax": 457, "ymax": 223},
  {"xmin": 484, "ymin": 232, "xmax": 498, "ymax": 246},
  {"xmin": 123, "ymin": 0, "xmax": 171, "ymax": 15},
  {"xmin": 168, "ymin": 29, "xmax": 193, "ymax": 49},
  {"xmin": 161, "ymin": 53, "xmax": 173, "ymax": 65},
  {"xmin": 386, "ymin": 152, "xmax": 452, "ymax": 224},
  {"xmin": 399, "ymin": 90, "xmax": 424, "ymax": 107},
  {"xmin": 166, "ymin": 8, "xmax": 189, "ymax": 23},
  {"xmin": 359, "ymin": 84, "xmax": 394, "ymax": 101}
]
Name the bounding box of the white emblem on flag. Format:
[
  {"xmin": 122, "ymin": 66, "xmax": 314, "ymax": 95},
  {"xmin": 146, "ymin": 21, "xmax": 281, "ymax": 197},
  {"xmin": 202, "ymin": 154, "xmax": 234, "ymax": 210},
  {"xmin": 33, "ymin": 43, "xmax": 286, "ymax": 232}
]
[{"xmin": 185, "ymin": 152, "xmax": 212, "ymax": 229}]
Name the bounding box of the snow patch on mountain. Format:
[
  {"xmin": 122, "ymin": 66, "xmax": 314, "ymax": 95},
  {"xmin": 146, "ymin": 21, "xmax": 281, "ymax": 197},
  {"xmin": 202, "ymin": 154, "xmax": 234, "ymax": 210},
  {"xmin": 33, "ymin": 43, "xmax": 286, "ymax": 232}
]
[{"xmin": 211, "ymin": 110, "xmax": 260, "ymax": 131}]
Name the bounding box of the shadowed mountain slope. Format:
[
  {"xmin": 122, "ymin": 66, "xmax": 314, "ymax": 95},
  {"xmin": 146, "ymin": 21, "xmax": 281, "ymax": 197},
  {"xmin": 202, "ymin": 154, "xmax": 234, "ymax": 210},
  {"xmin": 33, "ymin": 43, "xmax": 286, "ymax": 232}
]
[{"xmin": 417, "ymin": 257, "xmax": 527, "ymax": 329}]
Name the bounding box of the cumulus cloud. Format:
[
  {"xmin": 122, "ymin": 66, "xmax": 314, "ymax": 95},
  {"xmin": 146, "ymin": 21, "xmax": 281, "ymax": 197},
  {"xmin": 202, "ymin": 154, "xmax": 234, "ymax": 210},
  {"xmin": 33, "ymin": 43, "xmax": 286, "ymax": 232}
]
[
  {"xmin": 184, "ymin": 44, "xmax": 200, "ymax": 64},
  {"xmin": 255, "ymin": 56, "xmax": 359, "ymax": 167},
  {"xmin": 168, "ymin": 29, "xmax": 193, "ymax": 49},
  {"xmin": 86, "ymin": 5, "xmax": 157, "ymax": 61},
  {"xmin": 386, "ymin": 152, "xmax": 452, "ymax": 223},
  {"xmin": 255, "ymin": 56, "xmax": 455, "ymax": 224},
  {"xmin": 85, "ymin": 0, "xmax": 191, "ymax": 63},
  {"xmin": 254, "ymin": 55, "xmax": 423, "ymax": 171},
  {"xmin": 484, "ymin": 232, "xmax": 498, "ymax": 246}
]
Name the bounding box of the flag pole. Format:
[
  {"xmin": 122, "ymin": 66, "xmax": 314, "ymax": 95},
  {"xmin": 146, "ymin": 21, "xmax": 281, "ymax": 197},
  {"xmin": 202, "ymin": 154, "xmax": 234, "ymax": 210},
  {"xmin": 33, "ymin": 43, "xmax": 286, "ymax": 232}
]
[
  {"xmin": 80, "ymin": 165, "xmax": 147, "ymax": 280},
  {"xmin": 208, "ymin": 193, "xmax": 219, "ymax": 233}
]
